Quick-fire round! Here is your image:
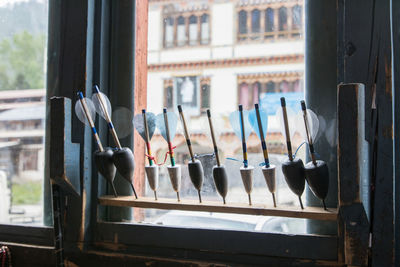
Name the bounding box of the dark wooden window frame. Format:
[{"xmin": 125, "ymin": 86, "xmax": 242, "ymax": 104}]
[{"xmin": 2, "ymin": 0, "xmax": 397, "ymax": 266}]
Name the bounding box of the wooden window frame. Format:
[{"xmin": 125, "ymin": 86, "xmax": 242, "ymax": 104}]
[
  {"xmin": 84, "ymin": 2, "xmax": 342, "ymax": 263},
  {"xmin": 6, "ymin": 1, "xmax": 376, "ymax": 266}
]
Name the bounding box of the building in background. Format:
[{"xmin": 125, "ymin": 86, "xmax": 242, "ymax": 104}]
[
  {"xmin": 146, "ymin": 0, "xmax": 305, "ymax": 204},
  {"xmin": 147, "ymin": 0, "xmax": 304, "ymax": 160},
  {"xmin": 0, "ymin": 89, "xmax": 45, "ymax": 223},
  {"xmin": 0, "ymin": 89, "xmax": 45, "ymax": 180}
]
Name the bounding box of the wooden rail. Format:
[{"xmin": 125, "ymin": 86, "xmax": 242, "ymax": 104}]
[{"xmin": 98, "ymin": 196, "xmax": 338, "ymax": 221}]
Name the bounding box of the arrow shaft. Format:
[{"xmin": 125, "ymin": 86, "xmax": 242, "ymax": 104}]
[
  {"xmin": 255, "ymin": 105, "xmax": 269, "ymax": 168},
  {"xmin": 143, "ymin": 111, "xmax": 153, "ymax": 166},
  {"xmin": 78, "ymin": 94, "xmax": 104, "ymax": 152}
]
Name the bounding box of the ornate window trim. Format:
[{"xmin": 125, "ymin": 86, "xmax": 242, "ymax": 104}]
[
  {"xmin": 236, "ymin": 0, "xmax": 303, "ymax": 43},
  {"xmin": 162, "ymin": 5, "xmax": 210, "ymax": 49}
]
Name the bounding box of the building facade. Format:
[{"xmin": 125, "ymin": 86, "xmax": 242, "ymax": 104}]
[
  {"xmin": 146, "ymin": 0, "xmax": 305, "ymax": 204},
  {"xmin": 147, "ymin": 0, "xmax": 304, "ymax": 158}
]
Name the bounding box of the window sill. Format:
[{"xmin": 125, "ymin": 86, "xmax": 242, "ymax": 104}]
[
  {"xmin": 98, "ymin": 195, "xmax": 337, "ymax": 221},
  {"xmin": 0, "ymin": 224, "xmax": 54, "ymax": 247}
]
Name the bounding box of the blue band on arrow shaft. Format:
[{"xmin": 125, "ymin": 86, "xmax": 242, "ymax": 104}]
[
  {"xmin": 91, "ymin": 127, "xmax": 97, "ymax": 135},
  {"xmin": 108, "ymin": 122, "xmax": 114, "ymax": 129}
]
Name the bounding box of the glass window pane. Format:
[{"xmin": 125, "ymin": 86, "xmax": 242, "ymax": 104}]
[
  {"xmin": 0, "ymin": 0, "xmax": 48, "ymax": 225},
  {"xmin": 164, "ymin": 17, "xmax": 174, "ymax": 47},
  {"xmin": 251, "ymin": 9, "xmax": 260, "ymax": 33},
  {"xmin": 292, "ymin": 5, "xmax": 302, "ymax": 30},
  {"xmin": 200, "ymin": 14, "xmax": 209, "ymax": 44},
  {"xmin": 238, "ymin": 10, "xmax": 247, "ymax": 34},
  {"xmin": 265, "ymin": 8, "xmax": 275, "ymax": 33},
  {"xmin": 279, "ymin": 7, "xmax": 288, "ymax": 31},
  {"xmin": 201, "ymin": 82, "xmax": 210, "ymax": 110},
  {"xmin": 189, "ymin": 15, "xmax": 198, "ymax": 45},
  {"xmin": 266, "ymin": 81, "xmax": 275, "ymax": 93},
  {"xmin": 177, "ymin": 16, "xmax": 186, "ymax": 46}
]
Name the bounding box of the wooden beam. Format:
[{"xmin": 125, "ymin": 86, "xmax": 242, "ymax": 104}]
[
  {"xmin": 133, "ymin": 0, "xmax": 148, "ymax": 206},
  {"xmin": 98, "ymin": 196, "xmax": 338, "ymax": 221},
  {"xmin": 337, "ymin": 83, "xmax": 369, "ymax": 266},
  {"xmin": 95, "ymin": 221, "xmax": 338, "ymax": 261}
]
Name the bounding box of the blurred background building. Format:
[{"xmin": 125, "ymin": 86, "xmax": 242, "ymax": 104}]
[{"xmin": 145, "ymin": 0, "xmax": 305, "ymax": 205}]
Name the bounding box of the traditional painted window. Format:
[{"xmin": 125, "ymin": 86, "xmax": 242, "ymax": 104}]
[
  {"xmin": 164, "ymin": 79, "xmax": 174, "ymax": 109},
  {"xmin": 188, "ymin": 15, "xmax": 198, "ymax": 45},
  {"xmin": 266, "ymin": 81, "xmax": 276, "ymax": 93},
  {"xmin": 164, "ymin": 76, "xmax": 210, "ymax": 115},
  {"xmin": 238, "ymin": 10, "xmax": 248, "ymax": 39},
  {"xmin": 162, "ymin": 9, "xmax": 210, "ymax": 48},
  {"xmin": 292, "ymin": 5, "xmax": 302, "ymax": 30},
  {"xmin": 265, "ymin": 8, "xmax": 275, "ymax": 37},
  {"xmin": 176, "ymin": 16, "xmax": 186, "ymax": 46},
  {"xmin": 279, "ymin": 7, "xmax": 288, "ymax": 32},
  {"xmin": 251, "ymin": 9, "xmax": 261, "ymax": 34},
  {"xmin": 200, "ymin": 14, "xmax": 210, "ymax": 44},
  {"xmin": 237, "ymin": 2, "xmax": 303, "ymax": 42},
  {"xmin": 164, "ymin": 16, "xmax": 174, "ymax": 47},
  {"xmin": 239, "ymin": 81, "xmax": 261, "ymax": 110},
  {"xmin": 200, "ymin": 76, "xmax": 211, "ymax": 113}
]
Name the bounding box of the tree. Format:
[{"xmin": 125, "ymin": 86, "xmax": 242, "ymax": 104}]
[{"xmin": 0, "ymin": 31, "xmax": 46, "ymax": 90}]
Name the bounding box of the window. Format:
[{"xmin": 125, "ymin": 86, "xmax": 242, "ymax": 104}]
[
  {"xmin": 176, "ymin": 16, "xmax": 186, "ymax": 46},
  {"xmin": 145, "ymin": 1, "xmax": 305, "ymax": 234},
  {"xmin": 164, "ymin": 16, "xmax": 174, "ymax": 47},
  {"xmin": 265, "ymin": 8, "xmax": 275, "ymax": 37},
  {"xmin": 163, "ymin": 76, "xmax": 210, "ymax": 115},
  {"xmin": 266, "ymin": 81, "xmax": 276, "ymax": 93},
  {"xmin": 279, "ymin": 7, "xmax": 288, "ymax": 35},
  {"xmin": 292, "ymin": 5, "xmax": 302, "ymax": 37},
  {"xmin": 162, "ymin": 9, "xmax": 210, "ymax": 48},
  {"xmin": 279, "ymin": 80, "xmax": 289, "ymax": 92},
  {"xmin": 200, "ymin": 14, "xmax": 210, "ymax": 44},
  {"xmin": 188, "ymin": 15, "xmax": 198, "ymax": 45},
  {"xmin": 238, "ymin": 10, "xmax": 247, "ymax": 40},
  {"xmin": 0, "ymin": 0, "xmax": 48, "ymax": 225},
  {"xmin": 163, "ymin": 79, "xmax": 174, "ymax": 109},
  {"xmin": 237, "ymin": 2, "xmax": 302, "ymax": 42},
  {"xmin": 200, "ymin": 77, "xmax": 210, "ymax": 113},
  {"xmin": 251, "ymin": 9, "xmax": 261, "ymax": 34}
]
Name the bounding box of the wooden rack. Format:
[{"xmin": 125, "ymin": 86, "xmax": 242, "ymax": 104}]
[{"xmin": 98, "ymin": 196, "xmax": 338, "ymax": 221}]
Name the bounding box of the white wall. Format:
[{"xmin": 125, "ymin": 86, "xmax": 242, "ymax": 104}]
[
  {"xmin": 147, "ymin": 62, "xmax": 304, "ymax": 114},
  {"xmin": 211, "ymin": 2, "xmax": 234, "ymax": 47},
  {"xmin": 148, "ymin": 8, "xmax": 161, "ymax": 53}
]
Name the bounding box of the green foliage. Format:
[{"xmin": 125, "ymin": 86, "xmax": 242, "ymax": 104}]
[
  {"xmin": 11, "ymin": 181, "xmax": 42, "ymax": 205},
  {"xmin": 0, "ymin": 31, "xmax": 46, "ymax": 90}
]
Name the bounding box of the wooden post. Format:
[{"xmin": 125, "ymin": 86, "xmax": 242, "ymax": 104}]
[
  {"xmin": 305, "ymin": 0, "xmax": 337, "ymax": 234},
  {"xmin": 337, "ymin": 83, "xmax": 369, "ymax": 266},
  {"xmin": 133, "ymin": 0, "xmax": 149, "ymax": 222},
  {"xmin": 107, "ymin": 0, "xmax": 136, "ymax": 221},
  {"xmin": 49, "ymin": 97, "xmax": 80, "ymax": 196}
]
